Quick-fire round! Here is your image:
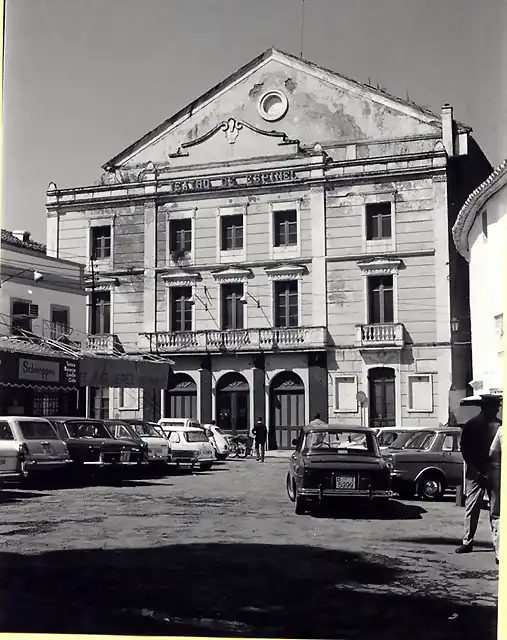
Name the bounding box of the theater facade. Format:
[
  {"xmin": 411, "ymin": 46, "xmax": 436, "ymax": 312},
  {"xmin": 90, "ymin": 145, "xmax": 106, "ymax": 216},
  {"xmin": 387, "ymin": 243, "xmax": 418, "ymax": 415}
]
[{"xmin": 46, "ymin": 48, "xmax": 492, "ymax": 447}]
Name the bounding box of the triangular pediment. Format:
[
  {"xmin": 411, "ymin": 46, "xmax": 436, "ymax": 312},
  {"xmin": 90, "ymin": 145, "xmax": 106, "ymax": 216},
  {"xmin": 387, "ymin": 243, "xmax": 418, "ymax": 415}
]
[
  {"xmin": 103, "ymin": 48, "xmax": 449, "ymax": 171},
  {"xmin": 211, "ymin": 265, "xmax": 253, "ymax": 283}
]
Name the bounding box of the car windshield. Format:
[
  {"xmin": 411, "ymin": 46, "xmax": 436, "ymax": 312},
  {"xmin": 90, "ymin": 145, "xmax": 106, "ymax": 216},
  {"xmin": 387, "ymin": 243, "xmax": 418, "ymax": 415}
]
[
  {"xmin": 65, "ymin": 421, "xmax": 112, "ymax": 439},
  {"xmin": 378, "ymin": 430, "xmax": 412, "ymax": 448},
  {"xmin": 303, "ymin": 430, "xmax": 378, "ymax": 456},
  {"xmin": 184, "ymin": 431, "xmax": 208, "ymax": 443},
  {"xmin": 130, "ymin": 422, "xmax": 162, "ymax": 437},
  {"xmin": 403, "ymin": 431, "xmax": 437, "ymax": 450},
  {"xmin": 109, "ymin": 423, "xmax": 140, "ymax": 440},
  {"xmin": 18, "ymin": 420, "xmax": 59, "ymax": 440}
]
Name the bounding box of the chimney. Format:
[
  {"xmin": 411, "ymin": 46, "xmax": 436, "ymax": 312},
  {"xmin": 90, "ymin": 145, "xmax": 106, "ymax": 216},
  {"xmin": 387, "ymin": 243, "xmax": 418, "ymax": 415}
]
[
  {"xmin": 12, "ymin": 230, "xmax": 31, "ymax": 242},
  {"xmin": 441, "ymin": 104, "xmax": 455, "ymax": 157}
]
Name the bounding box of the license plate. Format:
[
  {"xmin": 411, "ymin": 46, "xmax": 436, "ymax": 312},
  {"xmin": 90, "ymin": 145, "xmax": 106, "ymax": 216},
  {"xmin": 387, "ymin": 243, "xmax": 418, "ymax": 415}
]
[
  {"xmin": 335, "ymin": 475, "xmax": 356, "ymax": 490},
  {"xmin": 120, "ymin": 451, "xmax": 131, "ymax": 462}
]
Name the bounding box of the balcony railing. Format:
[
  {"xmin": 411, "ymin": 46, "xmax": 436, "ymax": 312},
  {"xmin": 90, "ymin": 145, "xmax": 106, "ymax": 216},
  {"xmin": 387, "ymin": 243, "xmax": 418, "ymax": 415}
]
[
  {"xmin": 143, "ymin": 326, "xmax": 328, "ymax": 353},
  {"xmin": 355, "ymin": 323, "xmax": 405, "ymax": 349},
  {"xmin": 86, "ymin": 334, "xmax": 124, "ymax": 354}
]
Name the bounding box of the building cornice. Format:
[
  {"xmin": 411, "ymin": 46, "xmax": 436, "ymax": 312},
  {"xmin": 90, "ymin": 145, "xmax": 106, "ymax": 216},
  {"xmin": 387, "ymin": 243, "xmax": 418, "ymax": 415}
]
[{"xmin": 452, "ymin": 159, "xmax": 507, "ymax": 261}]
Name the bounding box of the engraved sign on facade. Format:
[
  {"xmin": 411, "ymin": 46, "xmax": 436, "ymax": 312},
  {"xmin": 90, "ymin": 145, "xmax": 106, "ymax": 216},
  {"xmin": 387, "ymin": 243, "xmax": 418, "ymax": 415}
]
[{"xmin": 166, "ymin": 169, "xmax": 298, "ymax": 194}]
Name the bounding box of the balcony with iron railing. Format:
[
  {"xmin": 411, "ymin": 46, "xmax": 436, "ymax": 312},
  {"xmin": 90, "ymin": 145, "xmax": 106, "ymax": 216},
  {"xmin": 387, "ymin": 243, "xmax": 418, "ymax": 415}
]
[
  {"xmin": 143, "ymin": 326, "xmax": 328, "ymax": 354},
  {"xmin": 355, "ymin": 323, "xmax": 405, "ymax": 350}
]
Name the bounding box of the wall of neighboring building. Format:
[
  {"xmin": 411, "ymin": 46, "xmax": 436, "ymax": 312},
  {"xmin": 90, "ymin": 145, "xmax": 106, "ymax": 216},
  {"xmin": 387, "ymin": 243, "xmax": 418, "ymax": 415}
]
[
  {"xmin": 467, "ymin": 185, "xmax": 506, "ymax": 394},
  {"xmin": 0, "ymin": 243, "xmax": 86, "ymax": 337}
]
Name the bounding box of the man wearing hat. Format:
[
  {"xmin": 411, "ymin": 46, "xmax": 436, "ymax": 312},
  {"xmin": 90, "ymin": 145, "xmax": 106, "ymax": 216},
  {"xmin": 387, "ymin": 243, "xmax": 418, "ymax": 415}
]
[{"xmin": 455, "ymin": 394, "xmax": 502, "ymax": 561}]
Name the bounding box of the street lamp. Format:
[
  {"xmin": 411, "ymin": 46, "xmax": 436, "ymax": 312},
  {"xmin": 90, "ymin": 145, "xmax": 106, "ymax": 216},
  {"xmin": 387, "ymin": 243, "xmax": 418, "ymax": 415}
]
[{"xmin": 0, "ymin": 268, "xmax": 44, "ymax": 287}]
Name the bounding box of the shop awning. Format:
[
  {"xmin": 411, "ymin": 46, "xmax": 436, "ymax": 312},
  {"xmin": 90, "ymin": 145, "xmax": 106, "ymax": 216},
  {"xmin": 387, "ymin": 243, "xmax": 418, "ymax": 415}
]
[{"xmin": 79, "ymin": 355, "xmax": 172, "ymax": 389}]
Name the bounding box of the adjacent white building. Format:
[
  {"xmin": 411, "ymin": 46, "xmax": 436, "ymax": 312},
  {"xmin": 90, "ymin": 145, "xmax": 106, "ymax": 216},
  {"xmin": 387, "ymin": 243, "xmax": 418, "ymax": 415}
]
[{"xmin": 452, "ymin": 159, "xmax": 507, "ymax": 396}]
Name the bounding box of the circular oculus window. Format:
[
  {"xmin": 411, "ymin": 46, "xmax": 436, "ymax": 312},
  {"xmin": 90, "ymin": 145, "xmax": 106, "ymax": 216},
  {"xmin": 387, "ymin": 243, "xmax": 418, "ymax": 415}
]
[{"xmin": 258, "ymin": 90, "xmax": 289, "ymax": 122}]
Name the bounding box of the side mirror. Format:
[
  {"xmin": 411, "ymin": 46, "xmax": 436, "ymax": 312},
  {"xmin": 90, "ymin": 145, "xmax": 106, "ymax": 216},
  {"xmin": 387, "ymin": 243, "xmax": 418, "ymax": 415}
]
[{"xmin": 292, "ymin": 438, "xmax": 298, "ymax": 447}]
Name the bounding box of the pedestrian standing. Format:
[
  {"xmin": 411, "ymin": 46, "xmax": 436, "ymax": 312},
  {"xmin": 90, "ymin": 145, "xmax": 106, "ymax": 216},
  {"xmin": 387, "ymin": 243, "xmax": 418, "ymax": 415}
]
[
  {"xmin": 310, "ymin": 413, "xmax": 326, "ymax": 427},
  {"xmin": 252, "ymin": 417, "xmax": 268, "ymax": 462},
  {"xmin": 455, "ymin": 394, "xmax": 502, "ymax": 557},
  {"xmin": 488, "ymin": 423, "xmax": 502, "ymax": 565}
]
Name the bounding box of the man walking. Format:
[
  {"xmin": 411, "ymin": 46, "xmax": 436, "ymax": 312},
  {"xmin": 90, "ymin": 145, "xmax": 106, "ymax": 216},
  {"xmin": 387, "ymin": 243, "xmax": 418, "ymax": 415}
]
[
  {"xmin": 252, "ymin": 417, "xmax": 268, "ymax": 462},
  {"xmin": 455, "ymin": 394, "xmax": 502, "ymax": 557}
]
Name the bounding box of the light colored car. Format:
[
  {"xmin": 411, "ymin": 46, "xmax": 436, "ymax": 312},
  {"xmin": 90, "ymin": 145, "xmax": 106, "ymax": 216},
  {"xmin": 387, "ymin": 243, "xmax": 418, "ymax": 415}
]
[
  {"xmin": 158, "ymin": 418, "xmax": 201, "ymax": 431},
  {"xmin": 122, "ymin": 419, "xmax": 171, "ymax": 466},
  {"xmin": 0, "ymin": 416, "xmax": 71, "ymax": 482},
  {"xmin": 160, "ymin": 425, "xmax": 216, "ymax": 471},
  {"xmin": 202, "ymin": 423, "xmax": 230, "ymax": 460},
  {"xmin": 376, "ymin": 427, "xmax": 420, "ymax": 452}
]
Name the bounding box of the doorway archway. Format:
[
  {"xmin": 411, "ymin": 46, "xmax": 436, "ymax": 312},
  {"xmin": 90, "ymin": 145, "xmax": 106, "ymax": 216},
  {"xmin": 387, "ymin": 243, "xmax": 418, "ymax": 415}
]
[
  {"xmin": 269, "ymin": 371, "xmax": 305, "ymax": 449},
  {"xmin": 166, "ymin": 373, "xmax": 197, "ymax": 419},
  {"xmin": 216, "ymin": 372, "xmax": 250, "ymax": 434},
  {"xmin": 368, "ymin": 367, "xmax": 396, "ymax": 428}
]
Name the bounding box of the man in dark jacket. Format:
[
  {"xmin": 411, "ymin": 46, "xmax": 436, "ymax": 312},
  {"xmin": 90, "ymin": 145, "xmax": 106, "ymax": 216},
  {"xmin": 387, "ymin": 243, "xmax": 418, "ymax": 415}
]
[
  {"xmin": 252, "ymin": 417, "xmax": 268, "ymax": 462},
  {"xmin": 455, "ymin": 394, "xmax": 502, "ymax": 555}
]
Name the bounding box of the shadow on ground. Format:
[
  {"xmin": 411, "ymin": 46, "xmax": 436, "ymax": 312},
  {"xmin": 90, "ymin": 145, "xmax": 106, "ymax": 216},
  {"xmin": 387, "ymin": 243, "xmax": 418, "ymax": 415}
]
[
  {"xmin": 0, "ymin": 542, "xmax": 496, "ymax": 639},
  {"xmin": 396, "ymin": 535, "xmax": 493, "ymax": 549},
  {"xmin": 310, "ymin": 500, "xmax": 427, "ymax": 521},
  {"xmin": 0, "ymin": 490, "xmax": 48, "ymax": 504}
]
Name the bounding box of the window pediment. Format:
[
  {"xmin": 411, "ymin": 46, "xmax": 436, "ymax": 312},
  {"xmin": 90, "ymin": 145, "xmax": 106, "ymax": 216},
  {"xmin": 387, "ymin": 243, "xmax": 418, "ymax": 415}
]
[
  {"xmin": 264, "ymin": 262, "xmax": 307, "ymax": 280},
  {"xmin": 357, "ymin": 257, "xmax": 402, "ymax": 276},
  {"xmin": 161, "ymin": 271, "xmax": 201, "ymax": 287},
  {"xmin": 85, "ymin": 276, "xmax": 119, "ymax": 292},
  {"xmin": 211, "ymin": 266, "xmax": 253, "ymax": 284}
]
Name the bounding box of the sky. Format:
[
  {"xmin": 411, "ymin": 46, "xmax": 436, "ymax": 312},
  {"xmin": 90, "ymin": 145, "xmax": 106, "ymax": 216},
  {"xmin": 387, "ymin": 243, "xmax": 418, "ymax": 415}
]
[{"xmin": 2, "ymin": 0, "xmax": 507, "ymax": 243}]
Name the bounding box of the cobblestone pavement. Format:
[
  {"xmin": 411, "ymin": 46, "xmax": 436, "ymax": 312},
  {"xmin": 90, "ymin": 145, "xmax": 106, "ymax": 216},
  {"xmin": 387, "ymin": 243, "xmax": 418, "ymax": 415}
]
[{"xmin": 0, "ymin": 458, "xmax": 498, "ymax": 639}]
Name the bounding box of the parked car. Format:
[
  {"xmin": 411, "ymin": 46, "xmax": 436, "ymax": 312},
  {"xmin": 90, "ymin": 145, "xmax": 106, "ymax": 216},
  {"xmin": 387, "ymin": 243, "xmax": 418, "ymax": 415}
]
[
  {"xmin": 382, "ymin": 428, "xmax": 463, "ymax": 500},
  {"xmin": 158, "ymin": 418, "xmax": 202, "ymax": 431},
  {"xmin": 286, "ymin": 424, "xmax": 393, "ymax": 515},
  {"xmin": 122, "ymin": 419, "xmax": 171, "ymax": 467},
  {"xmin": 46, "ymin": 417, "xmax": 142, "ymax": 468},
  {"xmin": 376, "ymin": 427, "xmax": 420, "ymax": 452},
  {"xmin": 202, "ymin": 423, "xmax": 230, "ymax": 460},
  {"xmin": 0, "ymin": 416, "xmax": 71, "ymax": 481},
  {"xmin": 102, "ymin": 419, "xmax": 150, "ymax": 465},
  {"xmin": 160, "ymin": 425, "xmax": 216, "ymax": 471}
]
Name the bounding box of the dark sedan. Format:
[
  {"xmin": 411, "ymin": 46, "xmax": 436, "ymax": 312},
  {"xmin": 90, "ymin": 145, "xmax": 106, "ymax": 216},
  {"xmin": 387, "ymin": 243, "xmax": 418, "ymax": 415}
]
[
  {"xmin": 286, "ymin": 424, "xmax": 393, "ymax": 515},
  {"xmin": 46, "ymin": 417, "xmax": 142, "ymax": 467},
  {"xmin": 102, "ymin": 419, "xmax": 150, "ymax": 465}
]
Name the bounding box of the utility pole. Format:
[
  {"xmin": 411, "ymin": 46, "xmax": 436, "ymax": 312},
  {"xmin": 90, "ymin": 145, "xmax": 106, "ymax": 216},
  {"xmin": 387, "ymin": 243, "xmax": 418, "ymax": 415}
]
[{"xmin": 299, "ymin": 0, "xmax": 306, "ymax": 59}]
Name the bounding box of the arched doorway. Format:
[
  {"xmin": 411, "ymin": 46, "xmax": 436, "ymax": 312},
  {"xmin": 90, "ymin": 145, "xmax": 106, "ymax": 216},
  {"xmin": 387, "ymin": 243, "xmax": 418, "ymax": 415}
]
[
  {"xmin": 368, "ymin": 367, "xmax": 396, "ymax": 428},
  {"xmin": 269, "ymin": 371, "xmax": 305, "ymax": 449},
  {"xmin": 216, "ymin": 372, "xmax": 249, "ymax": 434},
  {"xmin": 166, "ymin": 373, "xmax": 197, "ymax": 419}
]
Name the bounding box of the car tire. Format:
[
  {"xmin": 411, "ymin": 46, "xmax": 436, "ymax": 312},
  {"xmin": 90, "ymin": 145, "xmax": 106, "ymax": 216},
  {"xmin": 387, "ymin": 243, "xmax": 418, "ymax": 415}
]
[
  {"xmin": 286, "ymin": 473, "xmax": 296, "ymax": 502},
  {"xmin": 199, "ymin": 462, "xmax": 213, "ymax": 472},
  {"xmin": 417, "ymin": 473, "xmax": 445, "ymax": 501}
]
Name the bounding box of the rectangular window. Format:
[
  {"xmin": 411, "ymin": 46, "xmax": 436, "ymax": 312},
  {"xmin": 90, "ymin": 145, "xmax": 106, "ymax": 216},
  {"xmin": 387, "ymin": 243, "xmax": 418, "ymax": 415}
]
[
  {"xmin": 274, "ymin": 280, "xmax": 299, "ymax": 328},
  {"xmin": 334, "ymin": 376, "xmax": 358, "ymax": 412},
  {"xmin": 408, "ymin": 374, "xmax": 433, "ymax": 412},
  {"xmin": 368, "ymin": 275, "xmax": 394, "ymax": 324},
  {"xmin": 366, "ymin": 202, "xmax": 392, "ymax": 240},
  {"xmin": 171, "ymin": 286, "xmax": 193, "ymax": 332},
  {"xmin": 482, "ymin": 210, "xmax": 488, "ymax": 239},
  {"xmin": 50, "ymin": 306, "xmax": 69, "ymax": 340},
  {"xmin": 0, "ymin": 421, "xmax": 14, "ymax": 441},
  {"xmin": 89, "ymin": 387, "xmax": 110, "ymax": 420},
  {"xmin": 169, "ymin": 219, "xmax": 192, "ymax": 255},
  {"xmin": 90, "ymin": 291, "xmax": 111, "ymax": 334},
  {"xmin": 90, "ymin": 226, "xmax": 111, "ymax": 260},
  {"xmin": 221, "ymin": 214, "xmax": 244, "ymax": 250},
  {"xmin": 221, "ymin": 283, "xmax": 244, "ymax": 330},
  {"xmin": 119, "ymin": 388, "xmax": 140, "ymax": 411},
  {"xmin": 11, "ymin": 299, "xmax": 38, "ymax": 335},
  {"xmin": 274, "ymin": 210, "xmax": 298, "ymax": 247}
]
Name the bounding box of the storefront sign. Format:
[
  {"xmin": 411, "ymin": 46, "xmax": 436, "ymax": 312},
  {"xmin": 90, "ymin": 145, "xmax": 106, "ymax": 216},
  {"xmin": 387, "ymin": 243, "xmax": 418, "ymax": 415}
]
[
  {"xmin": 166, "ymin": 169, "xmax": 298, "ymax": 194},
  {"xmin": 61, "ymin": 360, "xmax": 78, "ymax": 386},
  {"xmin": 19, "ymin": 358, "xmax": 59, "ymax": 382},
  {"xmin": 80, "ymin": 356, "xmax": 171, "ymax": 390}
]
